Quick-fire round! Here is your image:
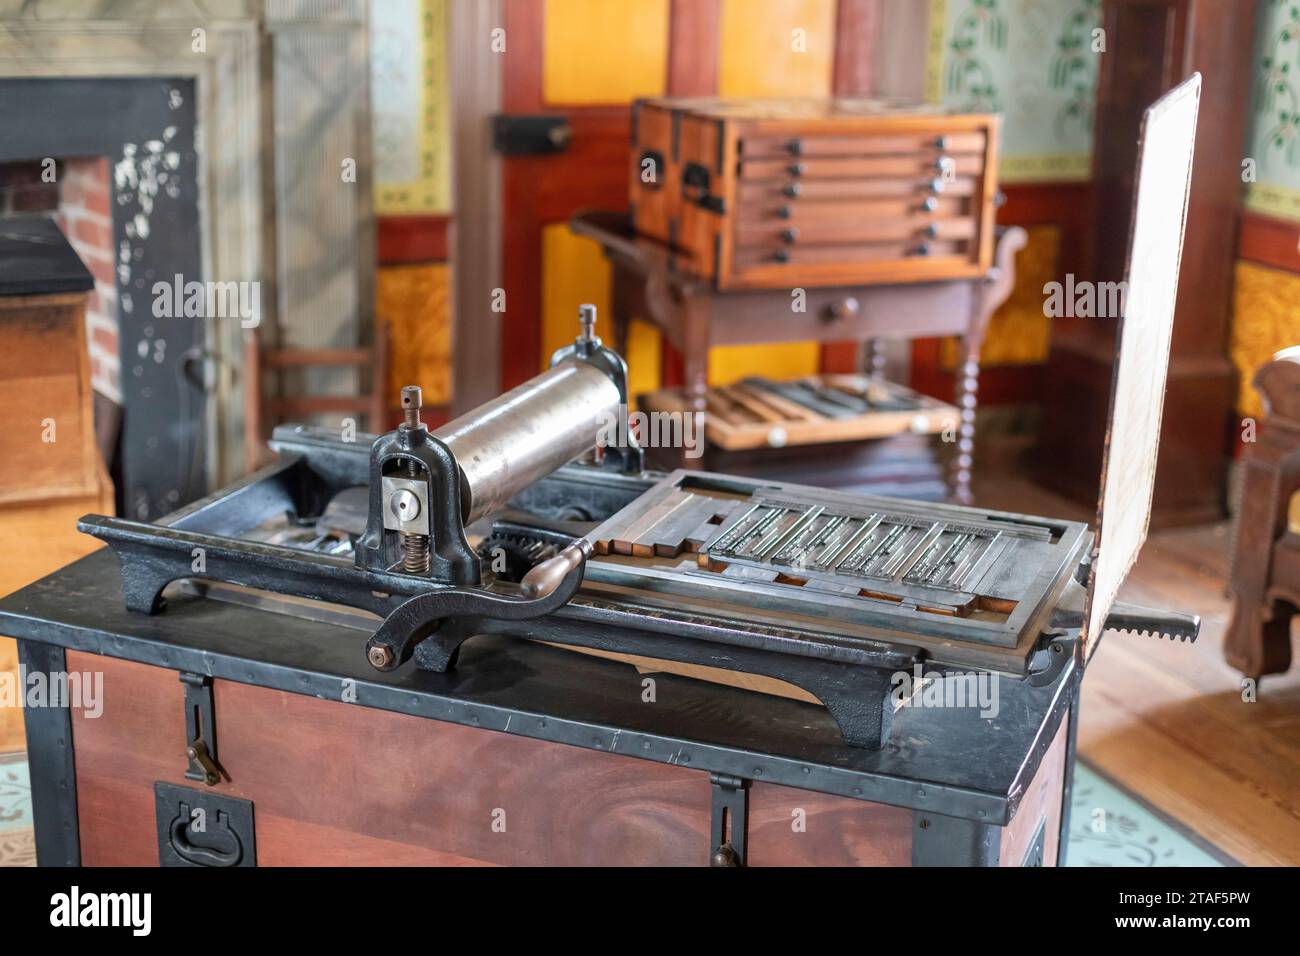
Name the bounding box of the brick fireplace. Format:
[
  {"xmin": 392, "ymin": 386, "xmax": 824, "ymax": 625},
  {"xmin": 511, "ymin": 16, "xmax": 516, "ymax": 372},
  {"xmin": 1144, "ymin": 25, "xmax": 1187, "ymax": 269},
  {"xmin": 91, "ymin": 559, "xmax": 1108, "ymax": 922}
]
[
  {"xmin": 56, "ymin": 158, "xmax": 118, "ymax": 404},
  {"xmin": 0, "ymin": 77, "xmax": 203, "ymax": 519},
  {"xmin": 0, "ymin": 157, "xmax": 119, "ymax": 403},
  {"xmin": 0, "ymin": 2, "xmax": 374, "ymax": 516}
]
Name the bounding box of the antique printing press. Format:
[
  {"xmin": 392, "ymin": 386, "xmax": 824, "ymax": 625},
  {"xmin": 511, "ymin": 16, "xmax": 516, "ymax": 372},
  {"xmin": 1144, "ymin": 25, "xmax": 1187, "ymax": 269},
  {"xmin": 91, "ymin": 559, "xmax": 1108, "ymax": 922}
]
[
  {"xmin": 78, "ymin": 304, "xmax": 1196, "ymax": 753},
  {"xmin": 5, "ymin": 78, "xmax": 1202, "ymax": 867}
]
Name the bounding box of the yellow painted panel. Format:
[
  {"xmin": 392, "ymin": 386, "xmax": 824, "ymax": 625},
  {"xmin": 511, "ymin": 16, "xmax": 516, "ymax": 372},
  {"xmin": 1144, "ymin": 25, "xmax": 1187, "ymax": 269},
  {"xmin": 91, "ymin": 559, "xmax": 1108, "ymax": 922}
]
[
  {"xmin": 541, "ymin": 224, "xmax": 611, "ymax": 367},
  {"xmin": 709, "ymin": 342, "xmax": 820, "ymax": 386},
  {"xmin": 942, "ymin": 224, "xmax": 1058, "ymax": 367},
  {"xmin": 377, "ymin": 262, "xmax": 453, "ymax": 405},
  {"xmin": 626, "ymin": 318, "xmax": 663, "ymax": 407},
  {"xmin": 1231, "ymin": 260, "xmax": 1300, "ymax": 419},
  {"xmin": 718, "ymin": 0, "xmax": 835, "ymax": 97},
  {"xmin": 541, "ymin": 224, "xmax": 662, "ymax": 407},
  {"xmin": 543, "ymin": 0, "xmax": 670, "ymax": 105},
  {"xmin": 715, "ymin": 0, "xmax": 831, "ymax": 383}
]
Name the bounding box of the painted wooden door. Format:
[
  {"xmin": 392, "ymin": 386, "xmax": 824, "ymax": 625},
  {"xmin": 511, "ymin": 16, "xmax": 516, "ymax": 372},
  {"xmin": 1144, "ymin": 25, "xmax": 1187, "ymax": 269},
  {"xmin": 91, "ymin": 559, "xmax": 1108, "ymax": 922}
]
[{"xmin": 498, "ymin": 0, "xmax": 872, "ymax": 399}]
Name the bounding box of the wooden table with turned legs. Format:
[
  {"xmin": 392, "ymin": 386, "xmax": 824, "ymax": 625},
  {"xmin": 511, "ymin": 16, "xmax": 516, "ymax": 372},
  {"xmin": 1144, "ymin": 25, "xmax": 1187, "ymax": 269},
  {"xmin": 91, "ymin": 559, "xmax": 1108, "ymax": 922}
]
[{"xmin": 571, "ymin": 211, "xmax": 1025, "ymax": 504}]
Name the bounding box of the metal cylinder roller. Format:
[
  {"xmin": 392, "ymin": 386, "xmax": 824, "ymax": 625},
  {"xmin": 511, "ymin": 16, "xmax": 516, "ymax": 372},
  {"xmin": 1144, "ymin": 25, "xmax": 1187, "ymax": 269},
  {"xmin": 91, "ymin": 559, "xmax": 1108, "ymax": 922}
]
[{"xmin": 432, "ymin": 358, "xmax": 620, "ymax": 526}]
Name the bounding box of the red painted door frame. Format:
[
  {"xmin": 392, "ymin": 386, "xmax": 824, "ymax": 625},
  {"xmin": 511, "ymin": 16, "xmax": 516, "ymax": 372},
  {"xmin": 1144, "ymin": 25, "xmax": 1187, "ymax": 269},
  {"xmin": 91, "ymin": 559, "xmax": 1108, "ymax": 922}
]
[{"xmin": 498, "ymin": 0, "xmax": 721, "ymax": 390}]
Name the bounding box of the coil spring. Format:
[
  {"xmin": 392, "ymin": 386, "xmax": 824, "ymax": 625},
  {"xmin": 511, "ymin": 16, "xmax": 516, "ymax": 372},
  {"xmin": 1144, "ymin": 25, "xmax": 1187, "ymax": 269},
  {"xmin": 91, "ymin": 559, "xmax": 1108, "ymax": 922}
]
[{"xmin": 401, "ymin": 531, "xmax": 430, "ymax": 574}]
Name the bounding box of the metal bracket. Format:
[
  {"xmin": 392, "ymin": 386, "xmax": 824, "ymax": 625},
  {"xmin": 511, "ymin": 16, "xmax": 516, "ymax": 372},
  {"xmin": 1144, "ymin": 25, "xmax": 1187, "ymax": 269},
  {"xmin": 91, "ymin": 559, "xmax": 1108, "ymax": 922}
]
[
  {"xmin": 180, "ymin": 672, "xmax": 223, "ymax": 786},
  {"xmin": 548, "ymin": 306, "xmax": 645, "ymax": 475},
  {"xmin": 1027, "ymin": 629, "xmax": 1076, "ymax": 687},
  {"xmin": 1022, "ymin": 818, "xmax": 1047, "ymax": 867},
  {"xmin": 709, "ymin": 773, "xmax": 749, "ymax": 867},
  {"xmin": 491, "ymin": 114, "xmax": 571, "ymax": 155},
  {"xmin": 912, "ymin": 811, "xmax": 1001, "ymax": 866}
]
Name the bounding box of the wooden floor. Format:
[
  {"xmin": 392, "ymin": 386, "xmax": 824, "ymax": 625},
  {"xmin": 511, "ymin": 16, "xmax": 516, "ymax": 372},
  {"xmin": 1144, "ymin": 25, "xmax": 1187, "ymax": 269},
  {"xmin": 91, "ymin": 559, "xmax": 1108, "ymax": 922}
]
[{"xmin": 975, "ymin": 472, "xmax": 1300, "ymax": 867}]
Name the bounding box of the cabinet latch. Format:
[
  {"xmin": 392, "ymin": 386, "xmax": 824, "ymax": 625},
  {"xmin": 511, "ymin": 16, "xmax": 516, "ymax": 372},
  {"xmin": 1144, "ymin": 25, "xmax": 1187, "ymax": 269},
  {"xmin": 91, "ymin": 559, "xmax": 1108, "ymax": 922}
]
[
  {"xmin": 709, "ymin": 773, "xmax": 749, "ymax": 867},
  {"xmin": 180, "ymin": 672, "xmax": 224, "ymax": 786}
]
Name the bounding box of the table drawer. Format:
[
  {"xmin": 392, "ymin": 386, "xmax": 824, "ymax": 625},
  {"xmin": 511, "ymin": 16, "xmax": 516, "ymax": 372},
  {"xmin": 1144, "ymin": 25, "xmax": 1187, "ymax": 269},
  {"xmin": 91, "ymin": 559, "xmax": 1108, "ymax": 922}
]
[{"xmin": 732, "ymin": 239, "xmax": 968, "ymax": 270}]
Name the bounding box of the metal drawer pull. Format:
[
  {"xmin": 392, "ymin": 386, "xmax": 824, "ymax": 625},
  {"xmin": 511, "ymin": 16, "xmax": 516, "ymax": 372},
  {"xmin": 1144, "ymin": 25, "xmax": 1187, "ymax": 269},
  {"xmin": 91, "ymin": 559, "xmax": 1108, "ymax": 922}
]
[
  {"xmin": 783, "ymin": 182, "xmax": 801, "ymax": 199},
  {"xmin": 934, "ymin": 135, "xmax": 950, "ymax": 149},
  {"xmin": 911, "ymin": 242, "xmax": 933, "ymax": 257},
  {"xmin": 923, "ymin": 223, "xmax": 939, "ymax": 238},
  {"xmin": 824, "ymin": 297, "xmax": 861, "ymax": 322},
  {"xmin": 929, "ymin": 177, "xmax": 946, "ymax": 193},
  {"xmin": 919, "ymin": 196, "xmax": 938, "ymax": 213},
  {"xmin": 934, "ymin": 155, "xmax": 953, "ymax": 172}
]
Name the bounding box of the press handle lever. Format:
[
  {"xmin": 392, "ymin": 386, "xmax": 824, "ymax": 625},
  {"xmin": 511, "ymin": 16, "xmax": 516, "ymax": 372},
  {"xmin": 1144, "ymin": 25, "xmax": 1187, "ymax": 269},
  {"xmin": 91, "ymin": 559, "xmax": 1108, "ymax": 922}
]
[
  {"xmin": 521, "ymin": 542, "xmax": 591, "ymax": 599},
  {"xmin": 365, "ymin": 539, "xmax": 592, "ymax": 672}
]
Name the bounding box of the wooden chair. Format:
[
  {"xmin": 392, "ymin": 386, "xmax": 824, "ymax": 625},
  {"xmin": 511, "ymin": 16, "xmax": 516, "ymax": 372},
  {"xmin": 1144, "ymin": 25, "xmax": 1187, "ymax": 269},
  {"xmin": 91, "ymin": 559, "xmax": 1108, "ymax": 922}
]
[
  {"xmin": 243, "ymin": 322, "xmax": 391, "ymax": 471},
  {"xmin": 1225, "ymin": 349, "xmax": 1300, "ymax": 679}
]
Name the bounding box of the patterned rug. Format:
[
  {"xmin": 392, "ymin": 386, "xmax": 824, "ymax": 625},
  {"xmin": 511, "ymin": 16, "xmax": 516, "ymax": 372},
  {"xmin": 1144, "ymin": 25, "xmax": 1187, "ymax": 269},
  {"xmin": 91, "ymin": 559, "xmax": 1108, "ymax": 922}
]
[
  {"xmin": 1066, "ymin": 761, "xmax": 1236, "ymax": 867},
  {"xmin": 0, "ymin": 752, "xmax": 1234, "ymax": 868},
  {"xmin": 0, "ymin": 752, "xmax": 35, "ymax": 867}
]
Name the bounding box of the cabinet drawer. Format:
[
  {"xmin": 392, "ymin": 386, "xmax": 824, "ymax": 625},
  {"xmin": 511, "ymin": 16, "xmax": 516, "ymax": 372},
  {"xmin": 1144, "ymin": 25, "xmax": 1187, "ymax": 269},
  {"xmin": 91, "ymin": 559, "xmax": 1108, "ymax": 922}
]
[
  {"xmin": 737, "ymin": 195, "xmax": 968, "ymax": 225},
  {"xmin": 736, "ymin": 176, "xmax": 979, "ymax": 204},
  {"xmin": 738, "ymin": 154, "xmax": 984, "ymax": 181},
  {"xmin": 735, "ymin": 216, "xmax": 977, "ymax": 248},
  {"xmin": 739, "ymin": 130, "xmax": 986, "ymax": 159}
]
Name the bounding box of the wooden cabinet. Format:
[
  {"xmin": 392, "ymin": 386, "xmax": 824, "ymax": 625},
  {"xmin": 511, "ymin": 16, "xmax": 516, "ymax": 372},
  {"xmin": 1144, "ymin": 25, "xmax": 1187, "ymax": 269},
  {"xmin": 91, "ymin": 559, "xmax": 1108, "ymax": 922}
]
[
  {"xmin": 62, "ymin": 652, "xmax": 1069, "ymax": 867},
  {"xmin": 630, "ymin": 98, "xmax": 1000, "ymax": 289},
  {"xmin": 0, "ymin": 218, "xmax": 112, "ymax": 754}
]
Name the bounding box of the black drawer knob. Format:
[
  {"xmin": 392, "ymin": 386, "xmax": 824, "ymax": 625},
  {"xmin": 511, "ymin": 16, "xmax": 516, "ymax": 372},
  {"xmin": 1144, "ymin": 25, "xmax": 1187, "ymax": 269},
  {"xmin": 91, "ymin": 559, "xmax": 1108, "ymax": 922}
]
[
  {"xmin": 780, "ymin": 227, "xmax": 798, "ymax": 244},
  {"xmin": 934, "ymin": 135, "xmax": 950, "ymax": 149},
  {"xmin": 773, "ymin": 248, "xmax": 790, "ymax": 263},
  {"xmin": 824, "ymin": 297, "xmax": 860, "ymax": 322},
  {"xmin": 776, "ymin": 205, "xmax": 793, "ymax": 219},
  {"xmin": 924, "ymin": 223, "xmax": 939, "ymax": 238},
  {"xmin": 920, "ymin": 196, "xmax": 938, "ymax": 213},
  {"xmin": 787, "ymin": 138, "xmax": 803, "ymax": 156},
  {"xmin": 910, "ymin": 242, "xmax": 932, "ymax": 257},
  {"xmin": 783, "ymin": 182, "xmax": 802, "ymax": 199},
  {"xmin": 788, "ymin": 162, "xmax": 805, "ymax": 177}
]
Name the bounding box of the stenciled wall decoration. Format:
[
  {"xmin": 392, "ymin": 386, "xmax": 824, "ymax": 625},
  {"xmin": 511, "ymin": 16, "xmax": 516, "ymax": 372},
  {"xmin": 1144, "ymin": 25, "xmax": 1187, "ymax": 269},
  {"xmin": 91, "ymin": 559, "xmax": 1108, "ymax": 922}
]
[
  {"xmin": 371, "ymin": 0, "xmax": 451, "ymax": 215},
  {"xmin": 1245, "ymin": 0, "xmax": 1300, "ymax": 222},
  {"xmin": 927, "ymin": 0, "xmax": 1101, "ymax": 183},
  {"xmin": 928, "ymin": 0, "xmax": 1101, "ymax": 368},
  {"xmin": 1236, "ymin": 2, "xmax": 1300, "ymax": 416}
]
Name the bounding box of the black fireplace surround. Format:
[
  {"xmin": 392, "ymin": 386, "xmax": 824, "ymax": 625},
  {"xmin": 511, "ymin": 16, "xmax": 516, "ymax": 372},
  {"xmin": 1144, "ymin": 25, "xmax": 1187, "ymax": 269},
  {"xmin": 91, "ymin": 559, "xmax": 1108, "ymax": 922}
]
[{"xmin": 0, "ymin": 76, "xmax": 203, "ymax": 519}]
